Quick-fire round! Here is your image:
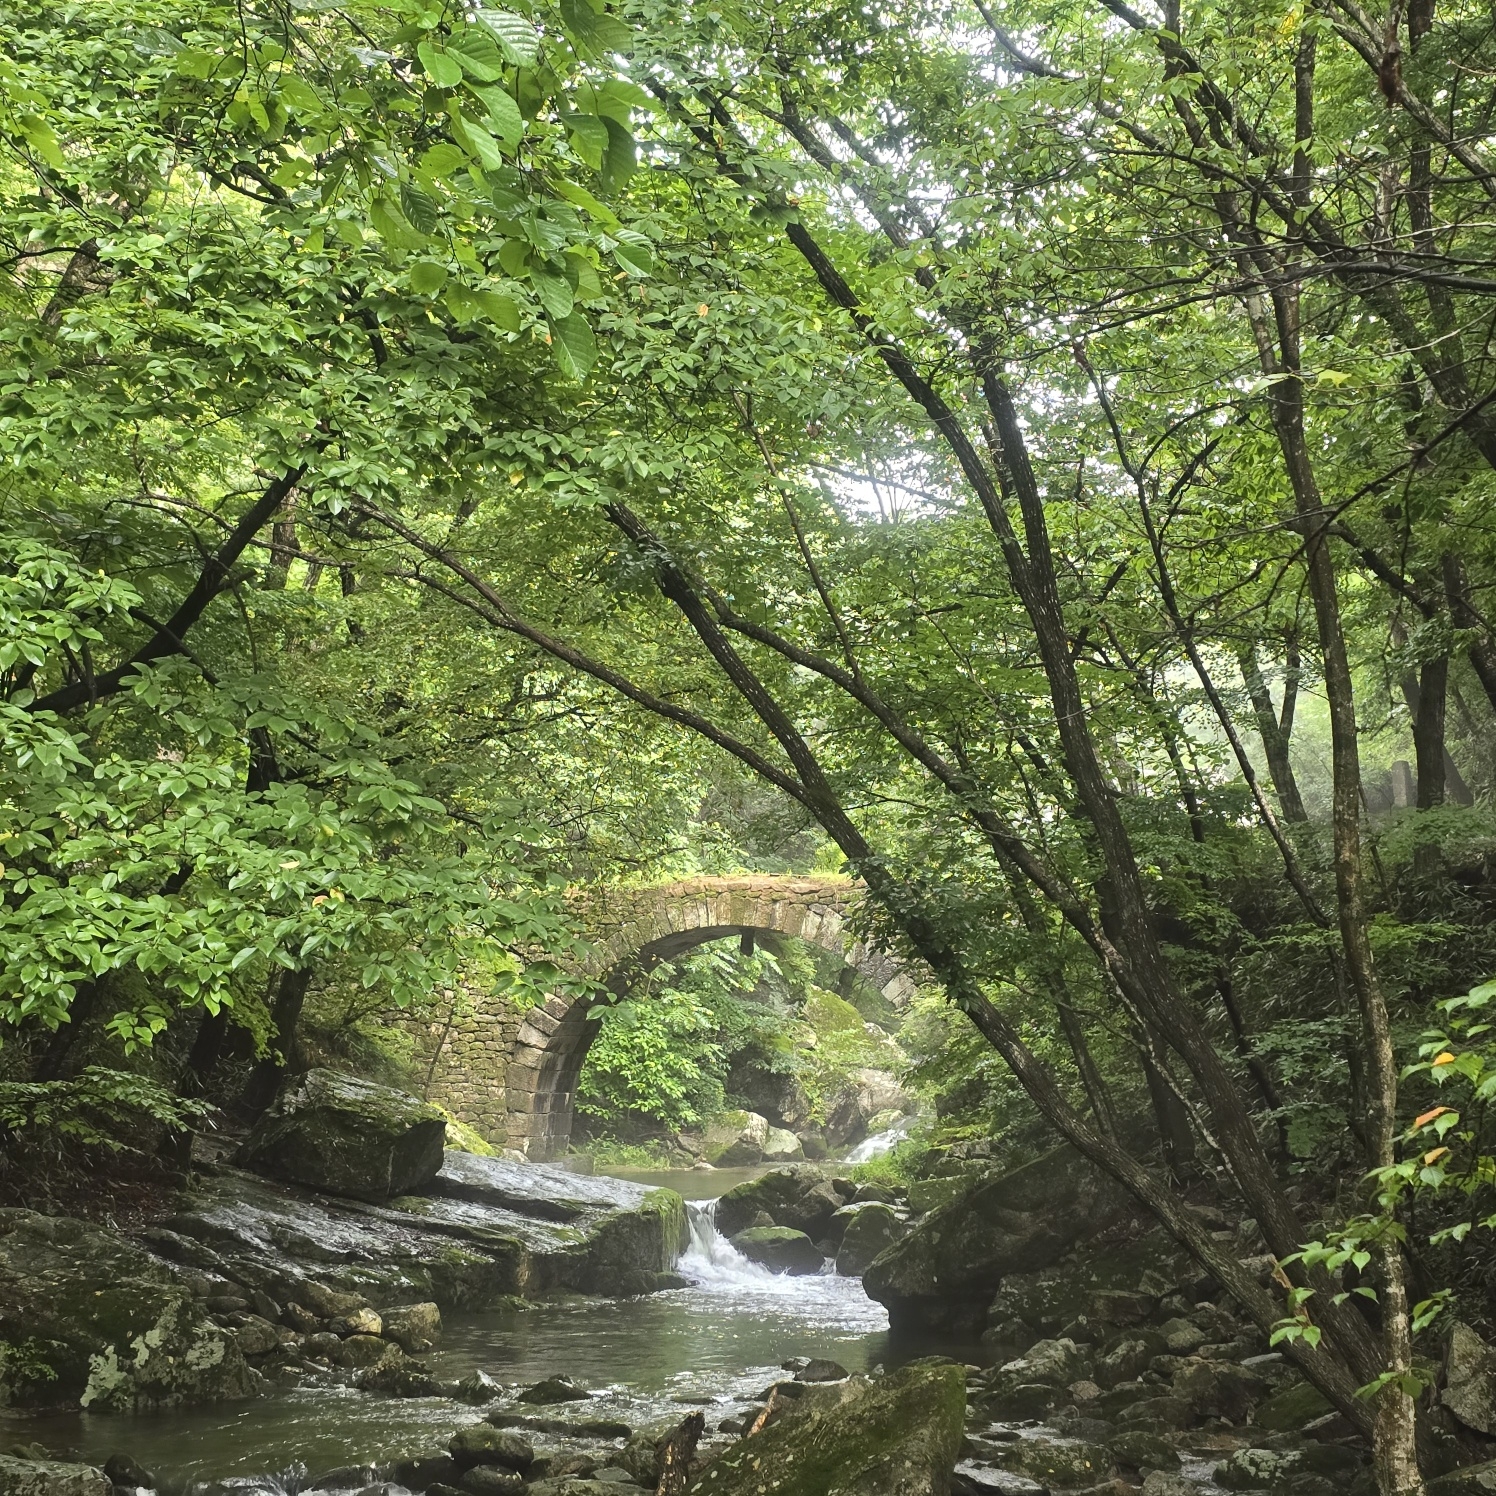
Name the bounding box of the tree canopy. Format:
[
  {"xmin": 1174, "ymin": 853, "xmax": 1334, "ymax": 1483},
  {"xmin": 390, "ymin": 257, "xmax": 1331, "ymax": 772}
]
[{"xmin": 7, "ymin": 2, "xmax": 1496, "ymax": 1490}]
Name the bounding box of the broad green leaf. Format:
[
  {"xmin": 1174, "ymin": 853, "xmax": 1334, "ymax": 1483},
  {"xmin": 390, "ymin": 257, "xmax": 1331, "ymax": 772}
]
[
  {"xmin": 610, "ymin": 228, "xmax": 652, "ymax": 277},
  {"xmin": 549, "ymin": 310, "xmax": 596, "ymax": 378},
  {"xmin": 533, "ymin": 263, "xmax": 575, "ymax": 321},
  {"xmin": 475, "ymin": 9, "xmax": 541, "ymax": 67},
  {"xmin": 565, "ymin": 114, "xmax": 609, "ymax": 171},
  {"xmin": 472, "ymin": 83, "xmax": 524, "ymax": 145},
  {"xmin": 409, "ymin": 259, "xmax": 449, "ymax": 294},
  {"xmin": 447, "ymin": 27, "xmax": 507, "ymax": 82},
  {"xmin": 417, "ymin": 42, "xmax": 465, "ymax": 89}
]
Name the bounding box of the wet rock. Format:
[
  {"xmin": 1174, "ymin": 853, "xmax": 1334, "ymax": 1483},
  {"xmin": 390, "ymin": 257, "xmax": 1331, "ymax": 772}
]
[
  {"xmin": 863, "ymin": 1146, "xmax": 1128, "ymax": 1337},
  {"xmin": 1108, "ymin": 1432, "xmax": 1180, "ymax": 1473},
  {"xmin": 1095, "ymin": 1338, "xmax": 1160, "ymax": 1389},
  {"xmin": 1141, "ymin": 1475, "xmax": 1194, "ymax": 1496},
  {"xmin": 1159, "ymin": 1319, "xmax": 1207, "ymax": 1356},
  {"xmin": 356, "ymin": 1362, "xmax": 442, "ymax": 1397},
  {"xmin": 449, "ymin": 1427, "xmax": 534, "ymax": 1471},
  {"xmin": 980, "ymin": 1382, "xmax": 1062, "ymax": 1420},
  {"xmin": 823, "ymin": 1068, "xmax": 912, "ymax": 1148},
  {"xmin": 834, "ymin": 1203, "xmax": 907, "ymax": 1277},
  {"xmin": 283, "ymin": 1302, "xmax": 322, "ymax": 1334},
  {"xmin": 101, "ymin": 1457, "xmax": 153, "ymax": 1492},
  {"xmin": 294, "ymin": 1282, "xmax": 368, "ymax": 1319},
  {"xmin": 1214, "ymin": 1447, "xmax": 1306, "ymax": 1492},
  {"xmin": 303, "ymin": 1331, "xmax": 351, "ymax": 1365},
  {"xmin": 795, "ymin": 1359, "xmax": 850, "ymax": 1383},
  {"xmin": 455, "ymin": 1469, "xmax": 524, "ymax": 1496},
  {"xmin": 162, "ymin": 1155, "xmax": 686, "ymax": 1310},
  {"xmin": 332, "ymin": 1307, "xmax": 383, "ymax": 1338},
  {"xmin": 851, "ymin": 1183, "xmax": 897, "ymax": 1205},
  {"xmin": 763, "ymin": 1128, "xmax": 805, "ymax": 1164},
  {"xmin": 702, "ymin": 1111, "xmax": 770, "ymax": 1167},
  {"xmin": 1114, "ymin": 1397, "xmax": 1193, "ymax": 1431},
  {"xmin": 516, "ymin": 1375, "xmax": 588, "ymax": 1404},
  {"xmin": 729, "ymin": 1226, "xmax": 823, "ymax": 1274},
  {"xmin": 714, "ymin": 1170, "xmax": 843, "ymax": 1240},
  {"xmin": 341, "ymin": 1333, "xmax": 395, "ymax": 1369},
  {"xmin": 691, "ymin": 1358, "xmax": 965, "ymax": 1495},
  {"xmin": 239, "ymin": 1070, "xmax": 447, "ymax": 1203},
  {"xmin": 906, "ymin": 1176, "xmax": 972, "ymax": 1216},
  {"xmin": 391, "ymin": 1454, "xmax": 458, "ymax": 1491},
  {"xmin": 1429, "ymin": 1462, "xmax": 1496, "ymax": 1496},
  {"xmin": 232, "ymin": 1315, "xmax": 282, "ymax": 1357},
  {"xmin": 0, "ymin": 1458, "xmax": 110, "ymax": 1496},
  {"xmin": 452, "ymin": 1371, "xmax": 504, "ymax": 1404},
  {"xmin": 305, "ymin": 1464, "xmax": 383, "ymax": 1492},
  {"xmin": 0, "ymin": 1210, "xmax": 254, "ymax": 1410},
  {"xmin": 1254, "ymin": 1382, "xmax": 1333, "ymax": 1433},
  {"xmin": 1443, "ymin": 1322, "xmax": 1496, "ymax": 1437},
  {"xmin": 382, "ymin": 1302, "xmax": 441, "ymax": 1354},
  {"xmin": 1091, "ymin": 1290, "xmax": 1154, "ymax": 1327},
  {"xmin": 994, "ymin": 1438, "xmax": 1114, "ymax": 1486},
  {"xmin": 951, "ymin": 1467, "xmax": 1045, "ymax": 1496},
  {"xmin": 525, "ymin": 1483, "xmax": 631, "ymax": 1496},
  {"xmin": 1171, "ymin": 1360, "xmax": 1266, "ymax": 1422}
]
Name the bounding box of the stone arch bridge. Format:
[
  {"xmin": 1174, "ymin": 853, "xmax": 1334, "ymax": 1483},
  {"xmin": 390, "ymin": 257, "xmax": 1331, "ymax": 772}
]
[{"xmin": 407, "ymin": 876, "xmax": 919, "ymax": 1159}]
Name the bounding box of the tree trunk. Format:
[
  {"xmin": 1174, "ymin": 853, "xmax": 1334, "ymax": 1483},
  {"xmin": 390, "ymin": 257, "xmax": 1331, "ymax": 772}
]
[
  {"xmin": 1238, "ymin": 645, "xmax": 1308, "ymax": 820},
  {"xmin": 238, "ymin": 968, "xmax": 313, "ymax": 1120},
  {"xmin": 1263, "ymin": 282, "xmax": 1425, "ymax": 1496},
  {"xmin": 655, "ymin": 1412, "xmax": 705, "ymax": 1496}
]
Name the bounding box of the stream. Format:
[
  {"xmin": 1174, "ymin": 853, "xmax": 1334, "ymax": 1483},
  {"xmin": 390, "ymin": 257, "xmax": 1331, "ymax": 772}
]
[{"xmin": 0, "ymin": 1167, "xmax": 895, "ymax": 1489}]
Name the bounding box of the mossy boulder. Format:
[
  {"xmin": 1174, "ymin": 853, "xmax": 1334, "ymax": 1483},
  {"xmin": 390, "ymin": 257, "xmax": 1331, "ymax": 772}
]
[
  {"xmin": 834, "ymin": 1203, "xmax": 907, "ymax": 1277},
  {"xmin": 1443, "ymin": 1322, "xmax": 1496, "ymax": 1437},
  {"xmin": 703, "ymin": 1111, "xmax": 770, "ymax": 1166},
  {"xmin": 1254, "ymin": 1380, "xmax": 1333, "ymax": 1432},
  {"xmin": 239, "ymin": 1069, "xmax": 447, "ymax": 1203},
  {"xmin": 863, "ymin": 1145, "xmax": 1128, "ymax": 1337},
  {"xmin": 715, "ymin": 1168, "xmax": 843, "ymax": 1240},
  {"xmin": 692, "ymin": 1358, "xmax": 966, "ymax": 1495},
  {"xmin": 0, "ymin": 1210, "xmax": 255, "ymax": 1410},
  {"xmin": 0, "ymin": 1457, "xmax": 109, "ymax": 1496},
  {"xmin": 731, "ymin": 1227, "xmax": 824, "ymax": 1274}
]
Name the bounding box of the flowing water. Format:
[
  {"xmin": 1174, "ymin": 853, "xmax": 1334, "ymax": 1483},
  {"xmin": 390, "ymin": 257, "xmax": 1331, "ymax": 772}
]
[
  {"xmin": 840, "ymin": 1118, "xmax": 913, "ymax": 1164},
  {"xmin": 0, "ymin": 1185, "xmax": 890, "ymax": 1490}
]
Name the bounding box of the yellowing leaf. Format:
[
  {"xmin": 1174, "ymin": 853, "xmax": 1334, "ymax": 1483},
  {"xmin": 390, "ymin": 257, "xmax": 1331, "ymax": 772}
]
[
  {"xmin": 1413, "ymin": 1106, "xmax": 1450, "ymax": 1129},
  {"xmin": 1433, "ymin": 1051, "xmax": 1457, "ymax": 1066}
]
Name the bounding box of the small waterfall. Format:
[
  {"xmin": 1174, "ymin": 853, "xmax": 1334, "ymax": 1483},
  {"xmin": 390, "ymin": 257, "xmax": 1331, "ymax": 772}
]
[
  {"xmin": 841, "ymin": 1115, "xmax": 913, "ymax": 1164},
  {"xmin": 679, "ymin": 1200, "xmax": 786, "ymax": 1288}
]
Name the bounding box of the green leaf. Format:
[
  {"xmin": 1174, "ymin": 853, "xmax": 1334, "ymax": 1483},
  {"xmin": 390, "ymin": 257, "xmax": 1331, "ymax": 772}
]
[
  {"xmin": 20, "ymin": 113, "xmax": 64, "ymax": 170},
  {"xmin": 409, "ymin": 259, "xmax": 449, "ymax": 294},
  {"xmin": 447, "ymin": 27, "xmax": 507, "ymax": 82},
  {"xmin": 417, "ymin": 142, "xmax": 468, "ymax": 181},
  {"xmin": 600, "ymin": 115, "xmax": 637, "ymax": 191},
  {"xmin": 549, "ymin": 311, "xmax": 596, "ymax": 379},
  {"xmin": 475, "ymin": 9, "xmax": 541, "ymax": 67},
  {"xmin": 476, "ymin": 290, "xmax": 521, "ymax": 331},
  {"xmin": 533, "ymin": 263, "xmax": 575, "ymax": 321},
  {"xmin": 565, "ymin": 114, "xmax": 609, "ymax": 171},
  {"xmin": 472, "ymin": 84, "xmax": 524, "ymax": 145},
  {"xmin": 417, "ymin": 41, "xmax": 465, "ymax": 88},
  {"xmin": 611, "ymin": 228, "xmax": 652, "ymax": 277},
  {"xmin": 369, "ymin": 194, "xmax": 425, "ymax": 250}
]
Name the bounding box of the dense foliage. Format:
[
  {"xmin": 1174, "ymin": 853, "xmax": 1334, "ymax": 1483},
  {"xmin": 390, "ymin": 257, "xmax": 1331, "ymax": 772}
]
[{"xmin": 9, "ymin": 1, "xmax": 1496, "ymax": 1489}]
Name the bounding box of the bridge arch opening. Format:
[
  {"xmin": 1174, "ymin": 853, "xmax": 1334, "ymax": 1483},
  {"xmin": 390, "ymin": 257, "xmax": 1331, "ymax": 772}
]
[{"xmin": 503, "ymin": 878, "xmax": 918, "ymax": 1159}]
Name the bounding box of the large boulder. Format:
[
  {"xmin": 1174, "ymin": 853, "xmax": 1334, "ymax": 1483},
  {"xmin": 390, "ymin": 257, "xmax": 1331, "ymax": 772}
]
[
  {"xmin": 730, "ymin": 1227, "xmax": 823, "ymax": 1275},
  {"xmin": 703, "ymin": 1111, "xmax": 771, "ymax": 1166},
  {"xmin": 823, "ymin": 1068, "xmax": 913, "ymax": 1148},
  {"xmin": 0, "ymin": 1458, "xmax": 108, "ymax": 1496},
  {"xmin": 763, "ymin": 1127, "xmax": 806, "ymax": 1164},
  {"xmin": 691, "ymin": 1358, "xmax": 966, "ymax": 1495},
  {"xmin": 0, "ymin": 1210, "xmax": 255, "ymax": 1409},
  {"xmin": 835, "ymin": 1204, "xmax": 908, "ymax": 1277},
  {"xmin": 715, "ymin": 1169, "xmax": 844, "ymax": 1240},
  {"xmin": 1430, "ymin": 1464, "xmax": 1496, "ymax": 1496},
  {"xmin": 150, "ymin": 1153, "xmax": 686, "ymax": 1311},
  {"xmin": 863, "ymin": 1146, "xmax": 1128, "ymax": 1337},
  {"xmin": 239, "ymin": 1070, "xmax": 447, "ymax": 1202},
  {"xmin": 1443, "ymin": 1322, "xmax": 1496, "ymax": 1437}
]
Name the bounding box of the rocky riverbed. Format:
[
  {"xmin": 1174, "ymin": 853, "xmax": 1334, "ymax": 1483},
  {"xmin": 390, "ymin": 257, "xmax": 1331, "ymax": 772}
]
[{"xmin": 5, "ymin": 1074, "xmax": 1496, "ymax": 1496}]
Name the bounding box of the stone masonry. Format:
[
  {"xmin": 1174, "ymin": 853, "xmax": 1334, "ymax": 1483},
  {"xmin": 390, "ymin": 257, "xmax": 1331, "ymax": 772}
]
[{"xmin": 403, "ymin": 875, "xmax": 919, "ymax": 1159}]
